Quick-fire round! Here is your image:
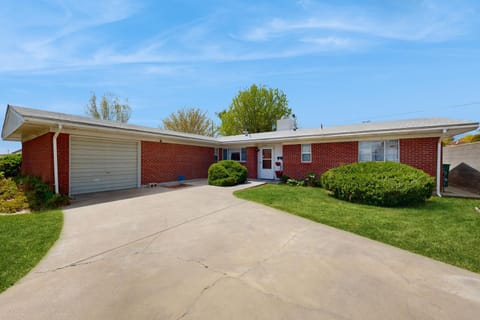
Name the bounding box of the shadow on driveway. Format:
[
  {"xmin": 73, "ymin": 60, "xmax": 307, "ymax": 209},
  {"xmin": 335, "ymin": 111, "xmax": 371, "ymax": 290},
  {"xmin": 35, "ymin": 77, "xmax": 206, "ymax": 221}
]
[{"xmin": 67, "ymin": 179, "xmax": 208, "ymax": 209}]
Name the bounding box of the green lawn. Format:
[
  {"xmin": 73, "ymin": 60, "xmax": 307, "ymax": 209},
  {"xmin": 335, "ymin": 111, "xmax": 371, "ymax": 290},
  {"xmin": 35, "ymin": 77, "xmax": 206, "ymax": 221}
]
[
  {"xmin": 235, "ymin": 184, "xmax": 480, "ymax": 273},
  {"xmin": 0, "ymin": 210, "xmax": 63, "ymax": 293}
]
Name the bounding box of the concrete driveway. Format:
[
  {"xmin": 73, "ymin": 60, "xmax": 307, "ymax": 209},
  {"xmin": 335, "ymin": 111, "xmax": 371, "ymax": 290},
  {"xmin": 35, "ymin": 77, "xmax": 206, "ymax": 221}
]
[{"xmin": 1, "ymin": 181, "xmax": 480, "ymax": 319}]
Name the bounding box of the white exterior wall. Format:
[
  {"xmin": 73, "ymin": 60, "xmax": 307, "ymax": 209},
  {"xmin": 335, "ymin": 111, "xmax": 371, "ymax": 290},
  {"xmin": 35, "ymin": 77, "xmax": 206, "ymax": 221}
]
[{"xmin": 443, "ymin": 142, "xmax": 480, "ymax": 171}]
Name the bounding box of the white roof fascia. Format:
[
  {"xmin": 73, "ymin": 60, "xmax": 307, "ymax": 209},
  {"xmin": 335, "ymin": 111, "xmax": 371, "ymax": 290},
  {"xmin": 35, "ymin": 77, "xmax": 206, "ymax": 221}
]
[
  {"xmin": 20, "ymin": 117, "xmax": 220, "ymax": 147},
  {"xmin": 1, "ymin": 106, "xmax": 24, "ymax": 140},
  {"xmin": 217, "ymin": 123, "xmax": 478, "ymax": 145},
  {"xmin": 4, "ymin": 105, "xmax": 478, "ymax": 147}
]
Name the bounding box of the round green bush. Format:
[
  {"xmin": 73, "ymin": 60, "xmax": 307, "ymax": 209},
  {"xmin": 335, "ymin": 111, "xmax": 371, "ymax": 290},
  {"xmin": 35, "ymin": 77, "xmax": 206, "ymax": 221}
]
[
  {"xmin": 321, "ymin": 162, "xmax": 435, "ymax": 207},
  {"xmin": 208, "ymin": 160, "xmax": 248, "ymax": 186}
]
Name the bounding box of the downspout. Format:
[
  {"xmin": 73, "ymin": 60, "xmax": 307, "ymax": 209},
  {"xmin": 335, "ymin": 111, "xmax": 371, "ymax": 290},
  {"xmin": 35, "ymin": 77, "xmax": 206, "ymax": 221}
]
[
  {"xmin": 53, "ymin": 124, "xmax": 63, "ymax": 194},
  {"xmin": 436, "ymin": 130, "xmax": 446, "ymax": 197}
]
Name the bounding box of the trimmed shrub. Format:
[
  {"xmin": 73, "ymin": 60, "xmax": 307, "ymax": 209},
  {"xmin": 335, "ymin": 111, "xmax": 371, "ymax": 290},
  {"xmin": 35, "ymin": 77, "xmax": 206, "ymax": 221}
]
[
  {"xmin": 16, "ymin": 175, "xmax": 69, "ymax": 211},
  {"xmin": 0, "ymin": 154, "xmax": 22, "ymax": 178},
  {"xmin": 283, "ymin": 173, "xmax": 320, "ymax": 187},
  {"xmin": 321, "ymin": 162, "xmax": 435, "ymax": 207},
  {"xmin": 208, "ymin": 160, "xmax": 248, "ymax": 186},
  {"xmin": 279, "ymin": 175, "xmax": 290, "ymax": 184},
  {"xmin": 304, "ymin": 172, "xmax": 321, "ymax": 187},
  {"xmin": 0, "ymin": 173, "xmax": 28, "ymax": 213}
]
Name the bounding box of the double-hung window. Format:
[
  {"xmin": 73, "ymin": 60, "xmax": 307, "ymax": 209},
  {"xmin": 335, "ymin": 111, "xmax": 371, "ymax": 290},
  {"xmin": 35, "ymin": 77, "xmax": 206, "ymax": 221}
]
[
  {"xmin": 301, "ymin": 144, "xmax": 311, "ymax": 162},
  {"xmin": 358, "ymin": 140, "xmax": 399, "ymax": 162}
]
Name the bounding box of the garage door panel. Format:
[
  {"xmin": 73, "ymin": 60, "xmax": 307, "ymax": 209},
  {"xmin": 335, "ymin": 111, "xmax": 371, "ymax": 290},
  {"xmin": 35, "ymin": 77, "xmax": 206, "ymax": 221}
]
[
  {"xmin": 70, "ymin": 167, "xmax": 138, "ymax": 173},
  {"xmin": 73, "ymin": 151, "xmax": 137, "ymax": 157},
  {"xmin": 70, "ymin": 137, "xmax": 139, "ymax": 195},
  {"xmin": 70, "ymin": 175, "xmax": 138, "ymax": 183}
]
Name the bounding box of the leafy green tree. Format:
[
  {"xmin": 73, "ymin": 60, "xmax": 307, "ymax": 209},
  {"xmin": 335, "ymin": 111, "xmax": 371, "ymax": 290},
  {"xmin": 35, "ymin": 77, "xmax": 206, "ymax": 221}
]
[
  {"xmin": 162, "ymin": 107, "xmax": 216, "ymax": 136},
  {"xmin": 218, "ymin": 84, "xmax": 292, "ymax": 136},
  {"xmin": 85, "ymin": 92, "xmax": 132, "ymax": 123}
]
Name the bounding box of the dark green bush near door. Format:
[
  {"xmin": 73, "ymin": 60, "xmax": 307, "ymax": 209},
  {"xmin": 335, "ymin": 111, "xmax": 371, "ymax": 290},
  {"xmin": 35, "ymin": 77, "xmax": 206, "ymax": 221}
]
[
  {"xmin": 321, "ymin": 162, "xmax": 434, "ymax": 207},
  {"xmin": 208, "ymin": 160, "xmax": 248, "ymax": 186}
]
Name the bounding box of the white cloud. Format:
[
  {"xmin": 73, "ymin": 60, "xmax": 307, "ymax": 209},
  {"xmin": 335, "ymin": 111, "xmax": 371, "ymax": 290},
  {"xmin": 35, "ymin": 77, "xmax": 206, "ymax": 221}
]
[
  {"xmin": 0, "ymin": 0, "xmax": 140, "ymax": 72},
  {"xmin": 0, "ymin": 0, "xmax": 476, "ymax": 74},
  {"xmin": 300, "ymin": 36, "xmax": 353, "ymax": 47},
  {"xmin": 243, "ymin": 17, "xmax": 365, "ymax": 42},
  {"xmin": 240, "ymin": 2, "xmax": 471, "ymax": 43}
]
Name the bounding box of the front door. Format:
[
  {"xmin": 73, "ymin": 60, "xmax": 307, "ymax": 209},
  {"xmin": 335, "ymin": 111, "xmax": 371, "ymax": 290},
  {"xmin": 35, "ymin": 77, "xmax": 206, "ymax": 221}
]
[{"xmin": 259, "ymin": 147, "xmax": 274, "ymax": 179}]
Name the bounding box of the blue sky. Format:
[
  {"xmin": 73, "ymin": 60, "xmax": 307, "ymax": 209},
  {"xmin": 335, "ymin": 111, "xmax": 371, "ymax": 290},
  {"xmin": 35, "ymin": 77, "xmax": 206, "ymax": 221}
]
[{"xmin": 1, "ymin": 0, "xmax": 480, "ymax": 153}]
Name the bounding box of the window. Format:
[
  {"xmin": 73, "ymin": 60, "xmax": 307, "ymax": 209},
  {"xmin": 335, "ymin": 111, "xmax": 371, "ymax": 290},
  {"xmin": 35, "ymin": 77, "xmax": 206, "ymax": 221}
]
[
  {"xmin": 214, "ymin": 148, "xmax": 219, "ymax": 162},
  {"xmin": 241, "ymin": 148, "xmax": 247, "ymax": 162},
  {"xmin": 262, "ymin": 148, "xmax": 272, "ymax": 169},
  {"xmin": 359, "ymin": 140, "xmax": 399, "ymax": 162},
  {"xmin": 222, "ymin": 148, "xmax": 247, "ymax": 162},
  {"xmin": 301, "ymin": 144, "xmax": 311, "ymax": 162},
  {"xmin": 231, "ymin": 151, "xmax": 241, "ymax": 161}
]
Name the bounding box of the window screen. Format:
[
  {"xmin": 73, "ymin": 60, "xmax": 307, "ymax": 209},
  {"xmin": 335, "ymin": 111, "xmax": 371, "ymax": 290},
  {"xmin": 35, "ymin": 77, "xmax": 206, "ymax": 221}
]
[{"xmin": 301, "ymin": 144, "xmax": 311, "ymax": 162}]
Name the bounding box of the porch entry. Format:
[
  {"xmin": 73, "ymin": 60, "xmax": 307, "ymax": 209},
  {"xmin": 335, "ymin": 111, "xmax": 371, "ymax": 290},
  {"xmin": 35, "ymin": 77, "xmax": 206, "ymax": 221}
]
[{"xmin": 258, "ymin": 147, "xmax": 274, "ymax": 179}]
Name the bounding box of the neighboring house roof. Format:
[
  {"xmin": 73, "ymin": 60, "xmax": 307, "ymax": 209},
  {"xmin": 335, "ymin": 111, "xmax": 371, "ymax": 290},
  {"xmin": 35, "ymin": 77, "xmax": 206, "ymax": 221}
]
[{"xmin": 2, "ymin": 104, "xmax": 479, "ymax": 147}]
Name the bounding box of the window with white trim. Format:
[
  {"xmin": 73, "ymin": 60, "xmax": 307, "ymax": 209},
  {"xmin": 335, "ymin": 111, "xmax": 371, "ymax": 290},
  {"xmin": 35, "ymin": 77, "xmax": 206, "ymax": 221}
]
[
  {"xmin": 301, "ymin": 144, "xmax": 311, "ymax": 162},
  {"xmin": 359, "ymin": 140, "xmax": 399, "ymax": 162},
  {"xmin": 222, "ymin": 148, "xmax": 247, "ymax": 162},
  {"xmin": 214, "ymin": 148, "xmax": 219, "ymax": 162}
]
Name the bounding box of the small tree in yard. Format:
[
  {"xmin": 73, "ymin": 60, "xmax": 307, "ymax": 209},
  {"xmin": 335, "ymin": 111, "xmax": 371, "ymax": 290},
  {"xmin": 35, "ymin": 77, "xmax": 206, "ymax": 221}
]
[{"xmin": 85, "ymin": 92, "xmax": 132, "ymax": 123}]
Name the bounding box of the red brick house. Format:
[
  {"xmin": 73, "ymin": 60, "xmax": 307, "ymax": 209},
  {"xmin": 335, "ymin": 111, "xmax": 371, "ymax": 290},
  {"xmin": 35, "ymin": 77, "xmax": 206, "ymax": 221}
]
[{"xmin": 2, "ymin": 105, "xmax": 478, "ymax": 196}]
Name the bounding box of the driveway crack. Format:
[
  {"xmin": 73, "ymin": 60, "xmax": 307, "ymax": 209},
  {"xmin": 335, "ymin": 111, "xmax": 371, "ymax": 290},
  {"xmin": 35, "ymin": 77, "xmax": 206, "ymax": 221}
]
[
  {"xmin": 35, "ymin": 201, "xmax": 247, "ymax": 274},
  {"xmin": 238, "ymin": 227, "xmax": 308, "ymax": 278},
  {"xmin": 176, "ymin": 275, "xmax": 226, "ymax": 320},
  {"xmin": 175, "ymin": 273, "xmax": 348, "ymax": 320}
]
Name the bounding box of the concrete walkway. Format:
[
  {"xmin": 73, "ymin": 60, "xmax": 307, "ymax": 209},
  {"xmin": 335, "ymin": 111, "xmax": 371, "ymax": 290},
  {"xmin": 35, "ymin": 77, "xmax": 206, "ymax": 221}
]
[{"xmin": 1, "ymin": 182, "xmax": 480, "ymax": 319}]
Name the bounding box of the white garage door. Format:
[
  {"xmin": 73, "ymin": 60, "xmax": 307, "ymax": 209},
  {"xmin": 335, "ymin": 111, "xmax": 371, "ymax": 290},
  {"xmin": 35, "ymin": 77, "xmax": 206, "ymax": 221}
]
[{"xmin": 70, "ymin": 136, "xmax": 139, "ymax": 195}]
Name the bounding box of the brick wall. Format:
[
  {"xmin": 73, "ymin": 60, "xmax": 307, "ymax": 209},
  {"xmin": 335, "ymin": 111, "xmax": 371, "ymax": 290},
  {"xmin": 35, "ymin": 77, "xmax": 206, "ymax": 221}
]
[
  {"xmin": 22, "ymin": 133, "xmax": 54, "ymax": 186},
  {"xmin": 245, "ymin": 147, "xmax": 258, "ymax": 179},
  {"xmin": 21, "ymin": 132, "xmax": 70, "ymax": 194},
  {"xmin": 400, "ymin": 137, "xmax": 439, "ymax": 178},
  {"xmin": 283, "ymin": 142, "xmax": 358, "ymax": 179},
  {"xmin": 283, "ymin": 138, "xmax": 440, "ymax": 182},
  {"xmin": 141, "ymin": 141, "xmax": 214, "ymax": 184}
]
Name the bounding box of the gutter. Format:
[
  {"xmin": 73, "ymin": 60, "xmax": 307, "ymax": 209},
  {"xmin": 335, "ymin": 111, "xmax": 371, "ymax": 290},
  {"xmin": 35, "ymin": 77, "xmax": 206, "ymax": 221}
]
[
  {"xmin": 21, "ymin": 116, "xmax": 218, "ymax": 144},
  {"xmin": 53, "ymin": 124, "xmax": 62, "ymax": 194},
  {"xmin": 436, "ymin": 134, "xmax": 444, "ymax": 197},
  {"xmin": 217, "ymin": 124, "xmax": 479, "ymax": 145}
]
